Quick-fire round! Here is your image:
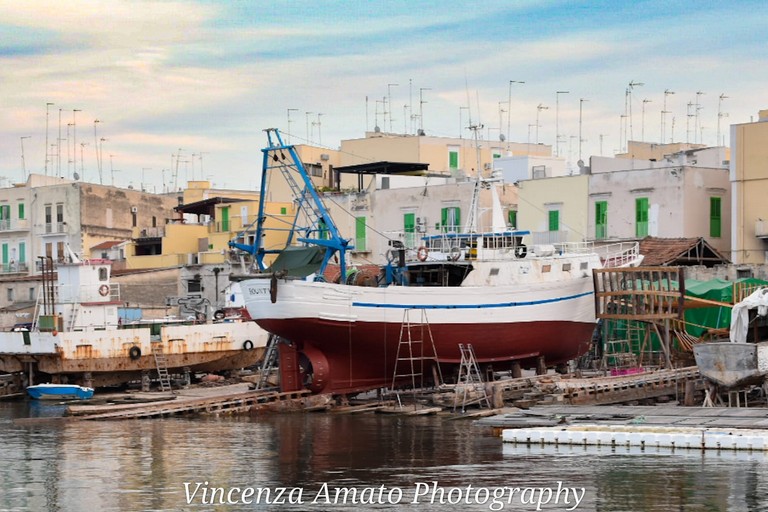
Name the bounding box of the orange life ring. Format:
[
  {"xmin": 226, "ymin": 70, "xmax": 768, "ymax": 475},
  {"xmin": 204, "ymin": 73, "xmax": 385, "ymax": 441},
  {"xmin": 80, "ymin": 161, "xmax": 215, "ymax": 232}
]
[
  {"xmin": 98, "ymin": 284, "xmax": 110, "ymax": 297},
  {"xmin": 416, "ymin": 246, "xmax": 429, "ymax": 261}
]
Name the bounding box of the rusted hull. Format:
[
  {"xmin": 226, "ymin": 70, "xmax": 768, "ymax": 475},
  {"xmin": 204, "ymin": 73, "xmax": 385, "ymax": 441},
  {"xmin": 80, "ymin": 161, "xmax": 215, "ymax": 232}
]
[
  {"xmin": 263, "ymin": 318, "xmax": 594, "ymax": 394},
  {"xmin": 1, "ymin": 348, "xmax": 264, "ymax": 387},
  {"xmin": 693, "ymin": 341, "xmax": 768, "ymax": 388}
]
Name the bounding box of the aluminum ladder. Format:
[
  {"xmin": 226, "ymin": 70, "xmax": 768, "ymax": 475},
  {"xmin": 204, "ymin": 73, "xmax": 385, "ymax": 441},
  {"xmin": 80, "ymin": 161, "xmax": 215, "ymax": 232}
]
[
  {"xmin": 256, "ymin": 334, "xmax": 281, "ymax": 390},
  {"xmin": 454, "ymin": 343, "xmax": 490, "ymax": 412}
]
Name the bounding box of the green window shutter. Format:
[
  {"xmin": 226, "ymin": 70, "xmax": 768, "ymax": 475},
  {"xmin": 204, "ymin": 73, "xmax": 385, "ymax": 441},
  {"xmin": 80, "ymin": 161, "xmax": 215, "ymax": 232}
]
[
  {"xmin": 280, "ymin": 207, "xmax": 287, "ymax": 215},
  {"xmin": 18, "ymin": 203, "xmax": 24, "ymax": 220},
  {"xmin": 221, "ymin": 206, "xmax": 230, "ymax": 231},
  {"xmin": 508, "ymin": 210, "xmax": 517, "ymax": 229},
  {"xmin": 1, "ymin": 243, "xmax": 7, "ymax": 266},
  {"xmin": 635, "ymin": 197, "xmax": 649, "ymax": 237},
  {"xmin": 404, "ymin": 213, "xmax": 415, "ymax": 233},
  {"xmin": 710, "ymin": 197, "xmax": 721, "ymax": 238},
  {"xmin": 355, "ymin": 217, "xmax": 366, "ymax": 251},
  {"xmin": 595, "ymin": 201, "xmax": 607, "ymax": 239},
  {"xmin": 449, "ymin": 151, "xmax": 459, "ymax": 169},
  {"xmin": 318, "ymin": 219, "xmax": 328, "ymax": 240},
  {"xmin": 548, "ymin": 210, "xmax": 559, "ymax": 231},
  {"xmin": 19, "ymin": 242, "xmax": 25, "ymax": 263},
  {"xmin": 441, "ymin": 207, "xmax": 460, "ymax": 231},
  {"xmin": 0, "ymin": 205, "xmax": 8, "ymax": 220}
]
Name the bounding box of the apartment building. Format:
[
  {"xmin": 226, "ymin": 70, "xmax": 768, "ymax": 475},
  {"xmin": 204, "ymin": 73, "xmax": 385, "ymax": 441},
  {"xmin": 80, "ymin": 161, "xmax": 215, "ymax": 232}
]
[{"xmin": 731, "ymin": 110, "xmax": 768, "ymax": 264}]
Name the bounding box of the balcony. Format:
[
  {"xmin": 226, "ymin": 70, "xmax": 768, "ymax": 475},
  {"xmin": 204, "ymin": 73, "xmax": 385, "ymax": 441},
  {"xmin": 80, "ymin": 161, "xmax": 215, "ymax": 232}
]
[
  {"xmin": 0, "ymin": 219, "xmax": 30, "ymax": 232},
  {"xmin": 0, "ymin": 262, "xmax": 29, "ymax": 274},
  {"xmin": 44, "ymin": 222, "xmax": 66, "ymax": 234}
]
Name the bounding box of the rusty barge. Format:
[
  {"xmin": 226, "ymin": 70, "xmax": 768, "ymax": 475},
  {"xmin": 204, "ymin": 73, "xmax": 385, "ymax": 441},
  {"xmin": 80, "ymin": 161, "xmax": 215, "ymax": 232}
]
[{"xmin": 0, "ymin": 257, "xmax": 268, "ymax": 390}]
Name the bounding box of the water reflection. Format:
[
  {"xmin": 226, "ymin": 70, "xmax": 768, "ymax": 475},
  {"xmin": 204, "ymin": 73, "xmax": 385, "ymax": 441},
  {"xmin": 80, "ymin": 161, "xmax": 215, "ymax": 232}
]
[{"xmin": 2, "ymin": 400, "xmax": 768, "ymax": 511}]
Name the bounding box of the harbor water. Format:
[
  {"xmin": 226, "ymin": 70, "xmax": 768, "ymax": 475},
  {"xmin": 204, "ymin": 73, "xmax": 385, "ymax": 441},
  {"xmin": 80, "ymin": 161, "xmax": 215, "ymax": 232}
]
[{"xmin": 2, "ymin": 400, "xmax": 768, "ymax": 511}]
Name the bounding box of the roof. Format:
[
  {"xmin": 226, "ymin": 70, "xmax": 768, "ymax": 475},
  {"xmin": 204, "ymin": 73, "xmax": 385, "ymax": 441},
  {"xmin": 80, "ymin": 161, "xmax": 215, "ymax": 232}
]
[
  {"xmin": 639, "ymin": 236, "xmax": 730, "ymax": 267},
  {"xmin": 176, "ymin": 197, "xmax": 249, "ymax": 216},
  {"xmin": 90, "ymin": 240, "xmax": 125, "ymax": 251},
  {"xmin": 334, "ymin": 161, "xmax": 429, "ymax": 175}
]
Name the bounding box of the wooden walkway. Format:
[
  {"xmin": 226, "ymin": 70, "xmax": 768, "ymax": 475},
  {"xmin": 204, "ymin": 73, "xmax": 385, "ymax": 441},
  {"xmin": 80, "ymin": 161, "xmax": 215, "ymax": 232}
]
[
  {"xmin": 478, "ymin": 404, "xmax": 768, "ymax": 432},
  {"xmin": 68, "ymin": 388, "xmax": 312, "ymax": 421}
]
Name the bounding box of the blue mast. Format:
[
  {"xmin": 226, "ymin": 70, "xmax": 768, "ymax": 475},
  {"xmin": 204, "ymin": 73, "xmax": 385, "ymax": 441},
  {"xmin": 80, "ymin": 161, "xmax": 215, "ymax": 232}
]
[{"xmin": 229, "ymin": 128, "xmax": 351, "ymax": 279}]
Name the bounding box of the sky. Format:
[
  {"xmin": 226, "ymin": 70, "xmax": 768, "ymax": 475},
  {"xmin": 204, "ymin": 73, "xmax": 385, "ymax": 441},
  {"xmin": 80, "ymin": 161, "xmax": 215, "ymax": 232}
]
[{"xmin": 1, "ymin": 0, "xmax": 766, "ymax": 192}]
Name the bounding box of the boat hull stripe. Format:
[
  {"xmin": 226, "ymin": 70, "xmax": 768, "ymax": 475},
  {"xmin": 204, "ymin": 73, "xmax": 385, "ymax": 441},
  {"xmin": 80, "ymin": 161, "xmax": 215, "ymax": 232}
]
[{"xmin": 351, "ymin": 290, "xmax": 593, "ymax": 309}]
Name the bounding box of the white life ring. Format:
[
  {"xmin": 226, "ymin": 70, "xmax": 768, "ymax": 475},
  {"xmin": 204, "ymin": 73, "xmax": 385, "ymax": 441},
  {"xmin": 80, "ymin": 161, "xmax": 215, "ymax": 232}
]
[
  {"xmin": 416, "ymin": 246, "xmax": 429, "ymax": 261},
  {"xmin": 449, "ymin": 246, "xmax": 461, "ymax": 261},
  {"xmin": 98, "ymin": 284, "xmax": 110, "ymax": 297}
]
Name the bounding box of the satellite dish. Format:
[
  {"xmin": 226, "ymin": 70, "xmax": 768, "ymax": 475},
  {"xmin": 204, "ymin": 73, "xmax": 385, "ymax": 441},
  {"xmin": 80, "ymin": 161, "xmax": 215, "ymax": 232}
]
[
  {"xmin": 577, "ymin": 159, "xmax": 585, "ymax": 169},
  {"xmin": 499, "ymin": 134, "xmax": 506, "ymax": 142},
  {"xmin": 374, "ymin": 125, "xmax": 381, "ymax": 133},
  {"xmin": 417, "ymin": 129, "xmax": 425, "ymax": 136},
  {"xmin": 73, "ymin": 172, "xmax": 80, "ymax": 180}
]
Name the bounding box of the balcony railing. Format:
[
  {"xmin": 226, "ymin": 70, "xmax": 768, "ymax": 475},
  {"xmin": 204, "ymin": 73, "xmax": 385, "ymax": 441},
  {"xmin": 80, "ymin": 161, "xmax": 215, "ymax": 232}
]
[
  {"xmin": 0, "ymin": 219, "xmax": 30, "ymax": 232},
  {"xmin": 0, "ymin": 262, "xmax": 29, "ymax": 274},
  {"xmin": 44, "ymin": 222, "xmax": 66, "ymax": 234}
]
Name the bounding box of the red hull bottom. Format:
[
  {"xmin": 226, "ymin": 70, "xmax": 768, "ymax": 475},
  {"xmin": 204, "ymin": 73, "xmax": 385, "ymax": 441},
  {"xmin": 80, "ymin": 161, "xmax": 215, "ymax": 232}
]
[{"xmin": 259, "ymin": 318, "xmax": 595, "ymax": 395}]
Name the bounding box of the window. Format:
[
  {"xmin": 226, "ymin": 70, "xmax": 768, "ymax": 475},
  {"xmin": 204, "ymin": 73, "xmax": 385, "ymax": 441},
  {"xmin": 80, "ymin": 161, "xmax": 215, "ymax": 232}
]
[
  {"xmin": 221, "ymin": 206, "xmax": 230, "ymax": 232},
  {"xmin": 0, "ymin": 205, "xmax": 10, "ymax": 230},
  {"xmin": 404, "ymin": 212, "xmax": 416, "ymax": 248},
  {"xmin": 635, "ymin": 197, "xmax": 649, "ymax": 237},
  {"xmin": 131, "ymin": 211, "xmax": 137, "ymax": 227},
  {"xmin": 152, "ymin": 216, "xmax": 157, "ymax": 228},
  {"xmin": 56, "ymin": 203, "xmax": 64, "ymax": 232},
  {"xmin": 355, "ymin": 217, "xmax": 366, "ymax": 251},
  {"xmin": 280, "ymin": 207, "xmax": 287, "ymax": 215},
  {"xmin": 317, "ymin": 219, "xmax": 329, "ymax": 240},
  {"xmin": 45, "ymin": 205, "xmax": 52, "ymax": 233},
  {"xmin": 29, "ymin": 287, "xmax": 35, "ymax": 301},
  {"xmin": 548, "ymin": 210, "xmax": 559, "ymax": 231},
  {"xmin": 187, "ymin": 279, "xmax": 202, "ymax": 293},
  {"xmin": 7, "ymin": 288, "xmax": 13, "ymax": 302},
  {"xmin": 448, "ymin": 147, "xmax": 459, "ymax": 170},
  {"xmin": 508, "ymin": 210, "xmax": 517, "ymax": 229},
  {"xmin": 710, "ymin": 197, "xmax": 722, "ymax": 238},
  {"xmin": 381, "ymin": 176, "xmax": 390, "ymax": 189},
  {"xmin": 17, "ymin": 203, "xmax": 24, "ymax": 220},
  {"xmin": 98, "ymin": 268, "xmax": 108, "ymax": 281},
  {"xmin": 56, "ymin": 241, "xmax": 64, "ymax": 262},
  {"xmin": 595, "ymin": 201, "xmax": 608, "ymax": 240},
  {"xmin": 441, "ymin": 207, "xmax": 461, "ymax": 233}
]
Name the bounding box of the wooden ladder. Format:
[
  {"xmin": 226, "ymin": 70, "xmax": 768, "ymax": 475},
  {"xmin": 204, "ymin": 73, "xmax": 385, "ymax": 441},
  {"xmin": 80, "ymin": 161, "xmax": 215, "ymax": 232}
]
[{"xmin": 153, "ymin": 344, "xmax": 173, "ymax": 393}]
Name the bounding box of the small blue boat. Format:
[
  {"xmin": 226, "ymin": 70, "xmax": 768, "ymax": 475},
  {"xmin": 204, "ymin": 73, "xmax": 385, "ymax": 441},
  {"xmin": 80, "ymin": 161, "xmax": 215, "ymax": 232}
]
[{"xmin": 26, "ymin": 384, "xmax": 94, "ymax": 400}]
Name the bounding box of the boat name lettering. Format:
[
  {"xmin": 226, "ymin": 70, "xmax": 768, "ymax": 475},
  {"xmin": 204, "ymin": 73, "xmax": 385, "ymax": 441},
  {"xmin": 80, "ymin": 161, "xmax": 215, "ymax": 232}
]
[{"xmin": 246, "ymin": 286, "xmax": 270, "ymax": 296}]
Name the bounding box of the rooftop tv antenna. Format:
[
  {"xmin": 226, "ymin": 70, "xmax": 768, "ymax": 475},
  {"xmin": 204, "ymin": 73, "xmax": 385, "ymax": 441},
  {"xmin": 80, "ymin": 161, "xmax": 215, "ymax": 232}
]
[
  {"xmin": 535, "ymin": 103, "xmax": 548, "ymax": 144},
  {"xmin": 387, "ymin": 83, "xmax": 398, "ymax": 133},
  {"xmin": 641, "ymin": 98, "xmax": 652, "ymax": 142},
  {"xmin": 20, "ymin": 136, "xmax": 31, "ymax": 180},
  {"xmin": 695, "ymin": 91, "xmax": 705, "ymax": 144},
  {"xmin": 717, "ymin": 93, "xmax": 729, "ymax": 147},
  {"xmin": 506, "ymin": 80, "xmax": 524, "ymax": 151},
  {"xmin": 286, "ymin": 108, "xmax": 298, "ymax": 144},
  {"xmin": 419, "ymin": 87, "xmax": 431, "ymax": 134},
  {"xmin": 555, "ymin": 90, "xmax": 569, "ymax": 156},
  {"xmin": 661, "ymin": 89, "xmax": 675, "ymax": 143},
  {"xmin": 44, "ymin": 102, "xmax": 54, "ymax": 175},
  {"xmin": 625, "ymin": 80, "xmax": 644, "ymax": 144}
]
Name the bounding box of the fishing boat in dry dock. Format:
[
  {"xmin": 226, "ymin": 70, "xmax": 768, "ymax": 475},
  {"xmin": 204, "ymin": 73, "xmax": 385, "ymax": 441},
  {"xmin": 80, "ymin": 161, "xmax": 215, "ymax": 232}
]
[
  {"xmin": 235, "ymin": 128, "xmax": 644, "ymax": 395},
  {"xmin": 0, "ymin": 256, "xmax": 268, "ymax": 391}
]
